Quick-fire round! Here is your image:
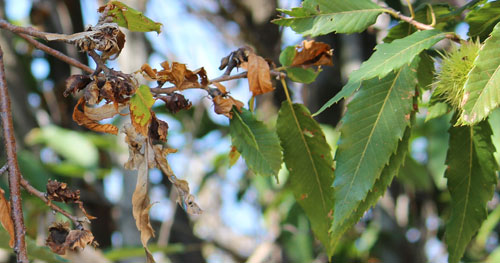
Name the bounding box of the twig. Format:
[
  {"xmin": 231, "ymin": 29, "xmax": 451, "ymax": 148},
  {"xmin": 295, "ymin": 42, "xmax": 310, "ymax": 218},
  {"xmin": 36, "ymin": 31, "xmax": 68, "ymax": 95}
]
[
  {"xmin": 385, "ymin": 8, "xmax": 435, "ymax": 31},
  {"xmin": 0, "ymin": 19, "xmax": 49, "ymax": 40},
  {"xmin": 18, "ymin": 34, "xmax": 93, "ymax": 74},
  {"xmin": 88, "ymin": 50, "xmax": 108, "ymax": 76},
  {"xmin": 150, "ymin": 70, "xmax": 286, "ymax": 94},
  {"xmin": 0, "ymin": 44, "xmax": 28, "ymax": 263},
  {"xmin": 385, "ymin": 8, "xmax": 462, "ymax": 43},
  {"xmin": 0, "ymin": 164, "xmax": 7, "ymax": 175},
  {"xmin": 19, "ymin": 177, "xmax": 82, "ymax": 228}
]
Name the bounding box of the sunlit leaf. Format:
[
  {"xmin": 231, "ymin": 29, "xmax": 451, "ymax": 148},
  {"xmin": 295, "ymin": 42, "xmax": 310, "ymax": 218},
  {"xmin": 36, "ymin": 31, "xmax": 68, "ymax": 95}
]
[
  {"xmin": 332, "ymin": 61, "xmax": 417, "ymax": 237},
  {"xmin": 273, "ymin": 0, "xmax": 384, "ymax": 36},
  {"xmin": 330, "ymin": 125, "xmax": 411, "ymax": 248},
  {"xmin": 277, "ymin": 101, "xmax": 335, "ymax": 256},
  {"xmin": 458, "ymin": 22, "xmax": 500, "ymax": 125},
  {"xmin": 315, "ymin": 30, "xmax": 446, "ymax": 115}
]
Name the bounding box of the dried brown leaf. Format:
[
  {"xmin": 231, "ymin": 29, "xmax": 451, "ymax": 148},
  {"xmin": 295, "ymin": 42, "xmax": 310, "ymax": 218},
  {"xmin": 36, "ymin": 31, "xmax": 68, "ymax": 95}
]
[
  {"xmin": 64, "ymin": 75, "xmax": 92, "ymax": 97},
  {"xmin": 46, "ymin": 222, "xmax": 97, "ymax": 255},
  {"xmin": 140, "ymin": 64, "xmax": 158, "ymax": 81},
  {"xmin": 83, "ymin": 103, "xmax": 126, "ymax": 121},
  {"xmin": 84, "ymin": 81, "xmax": 100, "ymax": 105},
  {"xmin": 149, "ymin": 112, "xmax": 169, "ymax": 143},
  {"xmin": 291, "ymin": 40, "xmax": 333, "ymax": 67},
  {"xmin": 65, "ymin": 229, "xmax": 95, "ymax": 251},
  {"xmin": 46, "ymin": 180, "xmax": 96, "ymax": 220},
  {"xmin": 219, "ymin": 46, "xmax": 252, "ymax": 75},
  {"xmin": 213, "ymin": 95, "xmax": 244, "ymax": 118},
  {"xmin": 73, "ymin": 98, "xmax": 119, "ymax": 135},
  {"xmin": 0, "ymin": 189, "xmax": 14, "ymax": 248},
  {"xmin": 123, "ymin": 124, "xmax": 156, "ymax": 261},
  {"xmin": 46, "ymin": 180, "xmax": 80, "ymax": 203},
  {"xmin": 247, "ymin": 53, "xmax": 273, "ymax": 96},
  {"xmin": 152, "ymin": 145, "xmax": 202, "ymax": 215},
  {"xmin": 46, "ymin": 222, "xmax": 70, "ymax": 255},
  {"xmin": 159, "ymin": 93, "xmax": 192, "ymax": 114},
  {"xmin": 74, "ymin": 24, "xmax": 125, "ymax": 60}
]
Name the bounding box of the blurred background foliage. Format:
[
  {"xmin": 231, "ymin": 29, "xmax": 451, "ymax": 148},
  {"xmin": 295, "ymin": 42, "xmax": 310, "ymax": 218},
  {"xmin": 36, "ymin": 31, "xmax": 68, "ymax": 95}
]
[{"xmin": 1, "ymin": 0, "xmax": 500, "ymax": 262}]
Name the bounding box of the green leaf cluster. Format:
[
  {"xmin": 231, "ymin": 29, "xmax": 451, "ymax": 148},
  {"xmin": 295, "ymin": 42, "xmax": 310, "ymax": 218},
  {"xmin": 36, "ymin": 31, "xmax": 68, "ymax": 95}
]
[{"xmin": 273, "ymin": 1, "xmax": 500, "ymax": 261}]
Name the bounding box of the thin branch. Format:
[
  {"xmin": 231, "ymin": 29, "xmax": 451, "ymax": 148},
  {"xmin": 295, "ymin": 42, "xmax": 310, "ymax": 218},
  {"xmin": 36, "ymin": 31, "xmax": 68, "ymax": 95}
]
[
  {"xmin": 0, "ymin": 44, "xmax": 28, "ymax": 263},
  {"xmin": 19, "ymin": 177, "xmax": 82, "ymax": 228},
  {"xmin": 0, "ymin": 19, "xmax": 49, "ymax": 40},
  {"xmin": 150, "ymin": 70, "xmax": 286, "ymax": 94},
  {"xmin": 0, "ymin": 164, "xmax": 7, "ymax": 175},
  {"xmin": 18, "ymin": 34, "xmax": 93, "ymax": 74},
  {"xmin": 385, "ymin": 8, "xmax": 462, "ymax": 43}
]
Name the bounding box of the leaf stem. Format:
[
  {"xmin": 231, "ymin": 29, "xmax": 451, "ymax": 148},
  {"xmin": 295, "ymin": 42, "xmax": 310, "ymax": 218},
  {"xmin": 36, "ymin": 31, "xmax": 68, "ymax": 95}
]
[
  {"xmin": 0, "ymin": 44, "xmax": 28, "ymax": 263},
  {"xmin": 280, "ymin": 77, "xmax": 292, "ymax": 104},
  {"xmin": 19, "ymin": 177, "xmax": 83, "ymax": 228},
  {"xmin": 405, "ymin": 0, "xmax": 415, "ymax": 19},
  {"xmin": 0, "ymin": 19, "xmax": 50, "ymax": 40},
  {"xmin": 384, "ymin": 7, "xmax": 462, "ymax": 43}
]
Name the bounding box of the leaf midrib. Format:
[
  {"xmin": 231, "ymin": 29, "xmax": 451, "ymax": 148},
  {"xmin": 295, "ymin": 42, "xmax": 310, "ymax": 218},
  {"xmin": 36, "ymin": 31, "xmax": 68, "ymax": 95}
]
[
  {"xmin": 338, "ymin": 68, "xmax": 403, "ymax": 211},
  {"xmin": 468, "ymin": 64, "xmax": 500, "ymax": 115},
  {"xmin": 287, "ymin": 102, "xmax": 327, "ymax": 213}
]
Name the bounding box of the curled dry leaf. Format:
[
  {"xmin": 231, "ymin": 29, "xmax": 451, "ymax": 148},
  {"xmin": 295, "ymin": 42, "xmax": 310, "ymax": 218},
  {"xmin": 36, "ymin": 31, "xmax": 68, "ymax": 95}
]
[
  {"xmin": 219, "ymin": 46, "xmax": 253, "ymax": 75},
  {"xmin": 291, "ymin": 40, "xmax": 333, "ymax": 67},
  {"xmin": 152, "ymin": 145, "xmax": 202, "ymax": 215},
  {"xmin": 213, "ymin": 95, "xmax": 244, "ymax": 119},
  {"xmin": 84, "ymin": 103, "xmax": 127, "ymax": 121},
  {"xmin": 46, "ymin": 222, "xmax": 97, "ymax": 255},
  {"xmin": 65, "ymin": 73, "xmax": 135, "ymax": 107},
  {"xmin": 46, "ymin": 180, "xmax": 80, "ymax": 203},
  {"xmin": 64, "ymin": 74, "xmax": 92, "ymax": 97},
  {"xmin": 46, "ymin": 179, "xmax": 96, "ymax": 220},
  {"xmin": 0, "ymin": 189, "xmax": 15, "ymax": 248},
  {"xmin": 245, "ymin": 53, "xmax": 274, "ymax": 96},
  {"xmin": 123, "ymin": 124, "xmax": 156, "ymax": 262},
  {"xmin": 46, "ymin": 23, "xmax": 126, "ymax": 60},
  {"xmin": 158, "ymin": 93, "xmax": 192, "ymax": 114},
  {"xmin": 73, "ymin": 98, "xmax": 119, "ymax": 135},
  {"xmin": 149, "ymin": 112, "xmax": 169, "ymax": 143},
  {"xmin": 138, "ymin": 62, "xmax": 208, "ymax": 90}
]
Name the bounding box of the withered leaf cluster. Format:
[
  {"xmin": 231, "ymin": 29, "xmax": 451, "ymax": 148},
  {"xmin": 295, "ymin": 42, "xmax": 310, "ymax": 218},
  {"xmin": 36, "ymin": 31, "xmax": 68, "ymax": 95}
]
[
  {"xmin": 158, "ymin": 93, "xmax": 192, "ymax": 114},
  {"xmin": 291, "ymin": 40, "xmax": 333, "ymax": 68},
  {"xmin": 46, "ymin": 222, "xmax": 97, "ymax": 255},
  {"xmin": 65, "ymin": 72, "xmax": 133, "ymax": 134},
  {"xmin": 46, "ymin": 180, "xmax": 96, "ymax": 220},
  {"xmin": 123, "ymin": 124, "xmax": 201, "ymax": 262},
  {"xmin": 46, "ymin": 23, "xmax": 125, "ymax": 61},
  {"xmin": 218, "ymin": 46, "xmax": 253, "ymax": 76},
  {"xmin": 220, "ymin": 46, "xmax": 274, "ymax": 97},
  {"xmin": 140, "ymin": 62, "xmax": 209, "ymax": 90}
]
